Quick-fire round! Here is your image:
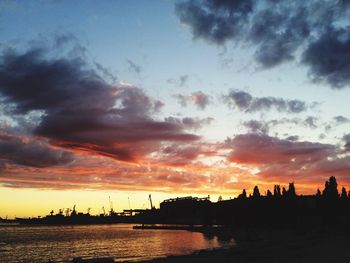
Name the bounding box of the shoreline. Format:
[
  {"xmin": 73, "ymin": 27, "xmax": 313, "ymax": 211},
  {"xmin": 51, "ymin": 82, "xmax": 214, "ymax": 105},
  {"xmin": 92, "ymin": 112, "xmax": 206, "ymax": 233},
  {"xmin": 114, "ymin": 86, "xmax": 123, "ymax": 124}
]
[
  {"xmin": 134, "ymin": 231, "xmax": 349, "ymax": 263},
  {"xmin": 68, "ymin": 228, "xmax": 350, "ymax": 263}
]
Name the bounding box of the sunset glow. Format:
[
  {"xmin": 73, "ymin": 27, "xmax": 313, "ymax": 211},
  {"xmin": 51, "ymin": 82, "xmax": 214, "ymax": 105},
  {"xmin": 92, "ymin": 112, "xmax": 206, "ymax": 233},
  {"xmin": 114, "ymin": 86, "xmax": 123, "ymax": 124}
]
[{"xmin": 1, "ymin": 0, "xmax": 350, "ymax": 218}]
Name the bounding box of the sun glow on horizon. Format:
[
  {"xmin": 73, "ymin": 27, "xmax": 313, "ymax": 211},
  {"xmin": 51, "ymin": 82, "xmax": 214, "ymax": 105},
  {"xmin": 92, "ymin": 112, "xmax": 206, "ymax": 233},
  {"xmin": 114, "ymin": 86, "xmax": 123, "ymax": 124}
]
[{"xmin": 1, "ymin": 0, "xmax": 350, "ymax": 219}]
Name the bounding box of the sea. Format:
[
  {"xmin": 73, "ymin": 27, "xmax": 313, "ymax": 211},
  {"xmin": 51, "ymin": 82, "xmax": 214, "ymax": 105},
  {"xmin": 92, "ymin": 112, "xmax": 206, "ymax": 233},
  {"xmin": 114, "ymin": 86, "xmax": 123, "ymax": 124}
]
[{"xmin": 0, "ymin": 224, "xmax": 235, "ymax": 263}]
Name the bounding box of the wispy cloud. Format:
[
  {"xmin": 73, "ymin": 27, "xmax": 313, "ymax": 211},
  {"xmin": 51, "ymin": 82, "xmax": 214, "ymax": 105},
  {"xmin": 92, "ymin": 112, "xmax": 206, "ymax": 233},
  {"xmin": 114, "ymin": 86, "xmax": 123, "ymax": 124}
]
[
  {"xmin": 126, "ymin": 59, "xmax": 142, "ymax": 75},
  {"xmin": 223, "ymin": 90, "xmax": 309, "ymax": 113},
  {"xmin": 173, "ymin": 91, "xmax": 211, "ymax": 110}
]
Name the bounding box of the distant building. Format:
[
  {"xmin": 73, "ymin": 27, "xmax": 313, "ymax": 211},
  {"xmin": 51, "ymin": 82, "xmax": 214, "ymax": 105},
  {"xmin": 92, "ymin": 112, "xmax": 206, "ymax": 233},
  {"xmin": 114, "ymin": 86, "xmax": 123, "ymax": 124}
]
[{"xmin": 160, "ymin": 196, "xmax": 211, "ymax": 224}]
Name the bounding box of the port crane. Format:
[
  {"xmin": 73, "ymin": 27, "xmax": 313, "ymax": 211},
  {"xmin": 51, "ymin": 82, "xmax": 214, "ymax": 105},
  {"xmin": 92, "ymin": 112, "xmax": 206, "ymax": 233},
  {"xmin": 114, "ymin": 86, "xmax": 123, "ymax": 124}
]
[{"xmin": 149, "ymin": 194, "xmax": 155, "ymax": 209}]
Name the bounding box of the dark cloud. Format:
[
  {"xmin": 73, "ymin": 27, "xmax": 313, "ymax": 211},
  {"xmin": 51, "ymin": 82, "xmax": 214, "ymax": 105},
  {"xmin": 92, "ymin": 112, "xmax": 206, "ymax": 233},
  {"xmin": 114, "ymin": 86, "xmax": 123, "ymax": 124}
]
[
  {"xmin": 242, "ymin": 116, "xmax": 329, "ymax": 138},
  {"xmin": 167, "ymin": 75, "xmax": 189, "ymax": 87},
  {"xmin": 302, "ymin": 27, "xmax": 350, "ymax": 88},
  {"xmin": 0, "ymin": 132, "xmax": 74, "ymax": 167},
  {"xmin": 0, "ymin": 45, "xmax": 200, "ymax": 164},
  {"xmin": 250, "ymin": 5, "xmax": 310, "ymax": 67},
  {"xmin": 173, "ymin": 91, "xmax": 211, "ymax": 110},
  {"xmin": 182, "ymin": 116, "xmax": 213, "ymax": 129},
  {"xmin": 243, "ymin": 120, "xmax": 269, "ymax": 134},
  {"xmin": 94, "ymin": 62, "xmax": 117, "ymax": 83},
  {"xmin": 223, "ymin": 90, "xmax": 308, "ymax": 113},
  {"xmin": 334, "ymin": 115, "xmax": 350, "ymax": 124},
  {"xmin": 175, "ymin": 0, "xmax": 253, "ymax": 45},
  {"xmin": 52, "ymin": 32, "xmax": 78, "ymax": 49},
  {"xmin": 304, "ymin": 116, "xmax": 318, "ymax": 129},
  {"xmin": 126, "ymin": 59, "xmax": 142, "ymax": 75},
  {"xmin": 286, "ymin": 135, "xmax": 299, "ymax": 141},
  {"xmin": 165, "ymin": 116, "xmax": 214, "ymax": 130},
  {"xmin": 343, "ymin": 134, "xmax": 350, "ymax": 151},
  {"xmin": 242, "ymin": 116, "xmax": 346, "ymax": 140},
  {"xmin": 176, "ymin": 0, "xmax": 350, "ymax": 88},
  {"xmin": 0, "ymin": 48, "xmax": 112, "ymax": 114},
  {"xmin": 266, "ymin": 118, "xmax": 300, "ymax": 128}
]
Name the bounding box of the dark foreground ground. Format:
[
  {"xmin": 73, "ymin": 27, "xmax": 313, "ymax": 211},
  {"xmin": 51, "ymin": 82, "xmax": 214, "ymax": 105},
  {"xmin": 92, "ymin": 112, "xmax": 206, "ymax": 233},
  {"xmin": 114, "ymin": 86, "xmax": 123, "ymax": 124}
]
[
  {"xmin": 139, "ymin": 233, "xmax": 348, "ymax": 263},
  {"xmin": 71, "ymin": 228, "xmax": 350, "ymax": 263}
]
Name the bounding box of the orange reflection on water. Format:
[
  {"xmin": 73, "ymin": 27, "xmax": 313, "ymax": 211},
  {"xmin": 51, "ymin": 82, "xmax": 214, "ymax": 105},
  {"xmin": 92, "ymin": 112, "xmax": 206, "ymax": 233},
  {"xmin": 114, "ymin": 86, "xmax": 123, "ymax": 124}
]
[{"xmin": 0, "ymin": 224, "xmax": 235, "ymax": 263}]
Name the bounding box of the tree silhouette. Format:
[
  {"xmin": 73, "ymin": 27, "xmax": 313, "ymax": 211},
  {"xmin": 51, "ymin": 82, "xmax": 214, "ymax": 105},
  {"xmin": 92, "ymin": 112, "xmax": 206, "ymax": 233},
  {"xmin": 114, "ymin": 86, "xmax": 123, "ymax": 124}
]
[
  {"xmin": 274, "ymin": 185, "xmax": 281, "ymax": 197},
  {"xmin": 253, "ymin": 186, "xmax": 260, "ymax": 198},
  {"xmin": 208, "ymin": 176, "xmax": 350, "ymax": 229},
  {"xmin": 287, "ymin": 182, "xmax": 296, "ymax": 197},
  {"xmin": 238, "ymin": 189, "xmax": 247, "ymax": 199},
  {"xmin": 322, "ymin": 176, "xmax": 339, "ymax": 200},
  {"xmin": 266, "ymin": 189, "xmax": 272, "ymax": 197},
  {"xmin": 282, "ymin": 187, "xmax": 287, "ymax": 197},
  {"xmin": 316, "ymin": 188, "xmax": 321, "ymax": 197},
  {"xmin": 341, "ymin": 187, "xmax": 347, "ymax": 200}
]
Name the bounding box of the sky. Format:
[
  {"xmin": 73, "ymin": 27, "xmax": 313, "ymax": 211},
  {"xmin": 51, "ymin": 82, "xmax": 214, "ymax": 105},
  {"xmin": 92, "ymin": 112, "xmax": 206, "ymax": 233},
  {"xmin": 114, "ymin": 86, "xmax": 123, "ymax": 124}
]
[{"xmin": 1, "ymin": 0, "xmax": 350, "ymax": 218}]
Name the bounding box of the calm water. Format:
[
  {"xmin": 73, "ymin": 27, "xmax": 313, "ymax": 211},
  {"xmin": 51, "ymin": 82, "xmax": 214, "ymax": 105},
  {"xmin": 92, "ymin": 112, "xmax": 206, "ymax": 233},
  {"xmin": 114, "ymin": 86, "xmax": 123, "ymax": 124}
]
[{"xmin": 0, "ymin": 224, "xmax": 234, "ymax": 263}]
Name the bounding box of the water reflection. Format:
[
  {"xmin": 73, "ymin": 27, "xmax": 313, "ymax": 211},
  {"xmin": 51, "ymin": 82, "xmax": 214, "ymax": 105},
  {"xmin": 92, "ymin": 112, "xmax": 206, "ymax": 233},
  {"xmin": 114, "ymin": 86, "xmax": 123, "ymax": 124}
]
[
  {"xmin": 0, "ymin": 224, "xmax": 235, "ymax": 262},
  {"xmin": 202, "ymin": 231, "xmax": 236, "ymax": 248}
]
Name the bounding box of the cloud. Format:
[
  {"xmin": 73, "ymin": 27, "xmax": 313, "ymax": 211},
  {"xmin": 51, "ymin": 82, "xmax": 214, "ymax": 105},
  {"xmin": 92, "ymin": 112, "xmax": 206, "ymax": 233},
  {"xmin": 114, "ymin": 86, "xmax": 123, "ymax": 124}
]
[
  {"xmin": 223, "ymin": 90, "xmax": 308, "ymax": 113},
  {"xmin": 242, "ymin": 116, "xmax": 349, "ymax": 141},
  {"xmin": 242, "ymin": 116, "xmax": 329, "ymax": 137},
  {"xmin": 154, "ymin": 144, "xmax": 203, "ymax": 166},
  {"xmin": 191, "ymin": 91, "xmax": 211, "ymax": 110},
  {"xmin": 242, "ymin": 120, "xmax": 269, "ymax": 134},
  {"xmin": 167, "ymin": 75, "xmax": 190, "ymax": 87},
  {"xmin": 0, "ymin": 132, "xmax": 74, "ymax": 168},
  {"xmin": 173, "ymin": 91, "xmax": 211, "ymax": 110},
  {"xmin": 343, "ymin": 134, "xmax": 350, "ymax": 151},
  {"xmin": 126, "ymin": 59, "xmax": 142, "ymax": 75},
  {"xmin": 0, "ymin": 44, "xmax": 200, "ymax": 164},
  {"xmin": 0, "ymin": 48, "xmax": 111, "ymax": 114},
  {"xmin": 176, "ymin": 0, "xmax": 350, "ymax": 88},
  {"xmin": 304, "ymin": 116, "xmax": 318, "ymax": 129},
  {"xmin": 165, "ymin": 116, "xmax": 214, "ymax": 130},
  {"xmin": 334, "ymin": 115, "xmax": 350, "ymax": 124},
  {"xmin": 286, "ymin": 135, "xmax": 299, "ymax": 142},
  {"xmin": 52, "ymin": 32, "xmax": 79, "ymax": 49},
  {"xmin": 226, "ymin": 133, "xmax": 334, "ymax": 165},
  {"xmin": 223, "ymin": 133, "xmax": 350, "ymax": 185},
  {"xmin": 94, "ymin": 61, "xmax": 117, "ymax": 83},
  {"xmin": 249, "ymin": 4, "xmax": 310, "ymax": 68},
  {"xmin": 302, "ymin": 26, "xmax": 350, "ymax": 88},
  {"xmin": 175, "ymin": 0, "xmax": 253, "ymax": 45},
  {"xmin": 322, "ymin": 115, "xmax": 350, "ymax": 134},
  {"xmin": 0, "ymin": 156, "xmax": 242, "ymax": 195}
]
